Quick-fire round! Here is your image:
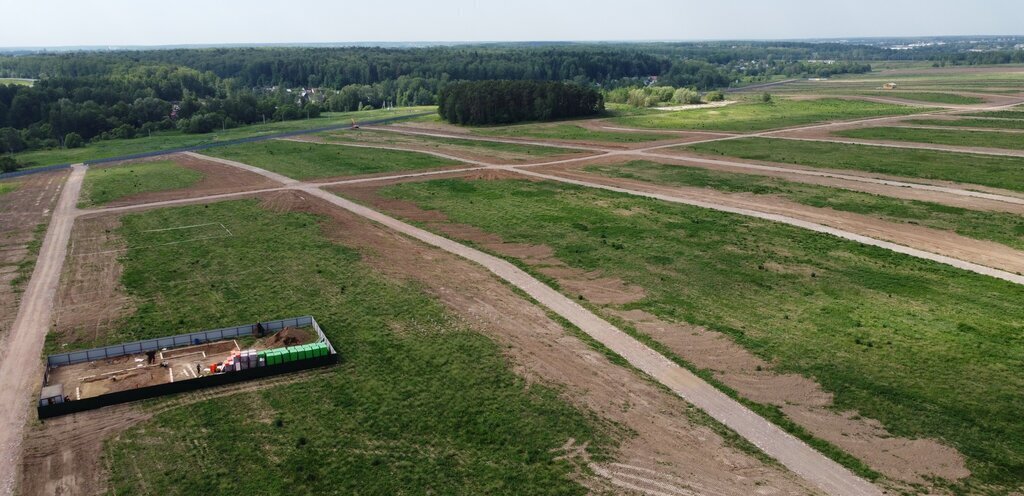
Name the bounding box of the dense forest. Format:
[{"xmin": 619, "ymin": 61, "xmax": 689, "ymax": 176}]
[
  {"xmin": 0, "ymin": 40, "xmax": 1019, "ymax": 163},
  {"xmin": 437, "ymin": 80, "xmax": 603, "ymax": 125}
]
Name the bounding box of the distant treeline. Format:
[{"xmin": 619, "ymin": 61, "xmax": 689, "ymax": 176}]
[
  {"xmin": 0, "ymin": 41, "xmax": 1015, "ymax": 158},
  {"xmin": 437, "ymin": 80, "xmax": 603, "ymax": 125}
]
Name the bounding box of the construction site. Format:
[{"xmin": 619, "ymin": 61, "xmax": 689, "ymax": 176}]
[{"xmin": 37, "ymin": 316, "xmax": 337, "ymax": 418}]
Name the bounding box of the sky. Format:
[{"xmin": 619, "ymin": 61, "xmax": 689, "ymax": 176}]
[{"xmin": 0, "ymin": 0, "xmax": 1021, "ymax": 48}]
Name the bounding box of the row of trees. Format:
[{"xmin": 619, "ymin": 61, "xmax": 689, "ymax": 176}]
[{"xmin": 438, "ymin": 80, "xmax": 603, "ymax": 125}]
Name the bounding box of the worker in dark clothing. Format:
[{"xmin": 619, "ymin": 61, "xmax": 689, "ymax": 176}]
[{"xmin": 146, "ymin": 350, "xmax": 157, "ymax": 364}]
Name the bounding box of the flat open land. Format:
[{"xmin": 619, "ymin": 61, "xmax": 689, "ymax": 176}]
[
  {"xmin": 25, "ymin": 196, "xmax": 815, "ymax": 496},
  {"xmin": 681, "ymin": 137, "xmax": 1024, "ymax": 192},
  {"xmin": 8, "ymin": 65, "xmax": 1024, "ymax": 496},
  {"xmin": 201, "ymin": 140, "xmax": 464, "ymax": 180},
  {"xmin": 342, "ymin": 171, "xmax": 1023, "ymax": 490},
  {"xmin": 610, "ymin": 98, "xmax": 922, "ymax": 131}
]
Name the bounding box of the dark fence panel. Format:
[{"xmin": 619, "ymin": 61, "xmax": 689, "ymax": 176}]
[
  {"xmin": 47, "ymin": 315, "xmax": 317, "ymax": 367},
  {"xmin": 38, "ymin": 353, "xmax": 339, "ymax": 419}
]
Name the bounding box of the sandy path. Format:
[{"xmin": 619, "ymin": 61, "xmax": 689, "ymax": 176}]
[
  {"xmin": 507, "ymin": 167, "xmax": 1024, "ymax": 286},
  {"xmin": 0, "ymin": 165, "xmax": 84, "ymax": 496},
  {"xmin": 296, "ymin": 184, "xmax": 882, "ymax": 496}
]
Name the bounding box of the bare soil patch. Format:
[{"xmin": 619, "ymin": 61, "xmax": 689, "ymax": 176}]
[
  {"xmin": 51, "ymin": 215, "xmax": 134, "ymax": 351},
  {"xmin": 609, "ymin": 308, "xmax": 969, "ymax": 486},
  {"xmin": 260, "ymin": 190, "xmax": 818, "ymax": 495},
  {"xmin": 0, "ymin": 170, "xmax": 66, "ymax": 339},
  {"xmin": 91, "ymin": 153, "xmax": 280, "ymax": 207}
]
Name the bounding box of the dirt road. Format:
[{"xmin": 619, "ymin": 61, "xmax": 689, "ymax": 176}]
[
  {"xmin": 297, "ymin": 184, "xmax": 882, "ymax": 496},
  {"xmin": 0, "ymin": 165, "xmax": 84, "ymax": 496}
]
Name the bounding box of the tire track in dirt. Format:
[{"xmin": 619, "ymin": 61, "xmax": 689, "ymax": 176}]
[{"xmin": 0, "ymin": 165, "xmax": 84, "ymax": 496}]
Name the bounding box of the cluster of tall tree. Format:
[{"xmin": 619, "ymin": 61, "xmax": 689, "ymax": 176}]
[
  {"xmin": 0, "ymin": 66, "xmax": 321, "ymax": 155},
  {"xmin": 437, "ymin": 80, "xmax": 603, "ymax": 125}
]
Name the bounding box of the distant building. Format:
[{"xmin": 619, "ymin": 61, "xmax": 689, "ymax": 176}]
[{"xmin": 883, "ymin": 82, "xmax": 897, "ymax": 90}]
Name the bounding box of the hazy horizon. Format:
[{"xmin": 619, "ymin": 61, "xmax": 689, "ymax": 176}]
[{"xmin": 3, "ymin": 0, "xmax": 1023, "ymax": 48}]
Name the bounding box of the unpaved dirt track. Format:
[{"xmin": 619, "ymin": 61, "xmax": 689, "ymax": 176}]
[
  {"xmin": 298, "ymin": 184, "xmax": 883, "ymax": 496},
  {"xmin": 0, "ymin": 165, "xmax": 83, "ymax": 496}
]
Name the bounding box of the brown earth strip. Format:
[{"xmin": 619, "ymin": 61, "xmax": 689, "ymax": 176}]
[
  {"xmin": 0, "ymin": 171, "xmax": 66, "ymax": 341},
  {"xmin": 51, "ymin": 215, "xmax": 134, "ymax": 352}
]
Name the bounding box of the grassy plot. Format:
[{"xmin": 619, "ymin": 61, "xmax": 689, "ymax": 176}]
[
  {"xmin": 79, "ymin": 160, "xmax": 203, "ymax": 207},
  {"xmin": 902, "ymin": 118, "xmax": 1024, "ymax": 130},
  {"xmin": 322, "ymin": 129, "xmax": 574, "ymax": 157},
  {"xmin": 0, "ymin": 182, "xmax": 17, "ymax": 196},
  {"xmin": 685, "ymin": 137, "xmax": 1024, "ymax": 192},
  {"xmin": 862, "ymin": 92, "xmax": 985, "ymax": 104},
  {"xmin": 473, "ymin": 123, "xmax": 672, "ymax": 143},
  {"xmin": 583, "ymin": 161, "xmax": 1024, "ymax": 251},
  {"xmin": 103, "ymin": 199, "xmax": 610, "ymax": 495},
  {"xmin": 203, "ymin": 140, "xmax": 460, "ymax": 180},
  {"xmin": 610, "ymin": 99, "xmax": 919, "ymax": 132},
  {"xmin": 13, "ymin": 108, "xmax": 432, "ymax": 169},
  {"xmin": 835, "ymin": 126, "xmax": 1024, "ymax": 151},
  {"xmin": 380, "ymin": 177, "xmax": 1024, "ymax": 491}
]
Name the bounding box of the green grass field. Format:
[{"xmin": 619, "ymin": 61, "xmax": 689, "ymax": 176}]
[
  {"xmin": 202, "ymin": 140, "xmax": 460, "ymax": 180},
  {"xmin": 610, "ymin": 99, "xmax": 919, "ymax": 132},
  {"xmin": 12, "ymin": 108, "xmax": 433, "ymax": 169},
  {"xmin": 862, "ymin": 92, "xmax": 985, "ymax": 104},
  {"xmin": 684, "ymin": 137, "xmax": 1024, "ymax": 192},
  {"xmin": 379, "ymin": 177, "xmax": 1024, "ymax": 491},
  {"xmin": 584, "ymin": 161, "xmax": 1024, "ymax": 251},
  {"xmin": 100, "ymin": 199, "xmax": 611, "ymax": 494},
  {"xmin": 835, "ymin": 126, "xmax": 1024, "ymax": 151},
  {"xmin": 0, "ymin": 182, "xmax": 17, "ymax": 196},
  {"xmin": 902, "ymin": 118, "xmax": 1024, "ymax": 130},
  {"xmin": 473, "ymin": 123, "xmax": 672, "ymax": 143},
  {"xmin": 322, "ymin": 130, "xmax": 574, "ymax": 157},
  {"xmin": 78, "ymin": 160, "xmax": 203, "ymax": 207}
]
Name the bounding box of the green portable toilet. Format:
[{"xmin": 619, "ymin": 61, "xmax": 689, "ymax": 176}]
[
  {"xmin": 303, "ymin": 345, "xmax": 313, "ymax": 360},
  {"xmin": 316, "ymin": 343, "xmax": 328, "ymax": 357}
]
